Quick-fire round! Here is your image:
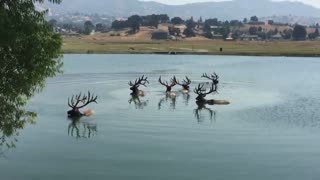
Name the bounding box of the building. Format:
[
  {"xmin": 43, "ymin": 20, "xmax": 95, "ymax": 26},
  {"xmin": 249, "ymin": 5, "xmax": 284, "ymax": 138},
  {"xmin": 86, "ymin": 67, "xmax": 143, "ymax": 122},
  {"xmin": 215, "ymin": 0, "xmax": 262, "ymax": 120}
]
[
  {"xmin": 211, "ymin": 34, "xmax": 224, "ymax": 40},
  {"xmin": 270, "ymin": 33, "xmax": 283, "ymax": 40},
  {"xmin": 225, "ymin": 33, "xmax": 234, "ymax": 41},
  {"xmin": 59, "ymin": 28, "xmax": 81, "ymax": 37},
  {"xmin": 240, "ymin": 34, "xmax": 259, "ymax": 41}
]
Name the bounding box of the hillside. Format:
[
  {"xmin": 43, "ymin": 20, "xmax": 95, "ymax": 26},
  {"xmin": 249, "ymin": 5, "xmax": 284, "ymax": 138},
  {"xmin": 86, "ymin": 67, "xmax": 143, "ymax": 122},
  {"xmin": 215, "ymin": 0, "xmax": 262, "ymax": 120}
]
[{"xmin": 41, "ymin": 0, "xmax": 320, "ymax": 19}]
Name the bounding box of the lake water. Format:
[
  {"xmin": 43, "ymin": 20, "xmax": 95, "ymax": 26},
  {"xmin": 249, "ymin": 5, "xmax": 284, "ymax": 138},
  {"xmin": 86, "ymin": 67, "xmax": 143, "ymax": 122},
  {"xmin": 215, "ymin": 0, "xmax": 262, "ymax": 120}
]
[{"xmin": 1, "ymin": 54, "xmax": 320, "ymax": 180}]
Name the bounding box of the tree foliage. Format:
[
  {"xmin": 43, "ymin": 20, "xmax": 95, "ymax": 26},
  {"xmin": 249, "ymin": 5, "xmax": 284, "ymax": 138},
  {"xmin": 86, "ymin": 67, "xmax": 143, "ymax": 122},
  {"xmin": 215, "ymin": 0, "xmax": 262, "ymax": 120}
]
[
  {"xmin": 0, "ymin": 0, "xmax": 62, "ymax": 153},
  {"xmin": 250, "ymin": 16, "xmax": 259, "ymax": 22},
  {"xmin": 249, "ymin": 26, "xmax": 258, "ymax": 35},
  {"xmin": 171, "ymin": 17, "xmax": 184, "ymax": 25},
  {"xmin": 292, "ymin": 25, "xmax": 307, "ymax": 40},
  {"xmin": 128, "ymin": 15, "xmax": 142, "ymax": 33},
  {"xmin": 183, "ymin": 17, "xmax": 196, "ymax": 37},
  {"xmin": 84, "ymin": 20, "xmax": 94, "ymax": 35}
]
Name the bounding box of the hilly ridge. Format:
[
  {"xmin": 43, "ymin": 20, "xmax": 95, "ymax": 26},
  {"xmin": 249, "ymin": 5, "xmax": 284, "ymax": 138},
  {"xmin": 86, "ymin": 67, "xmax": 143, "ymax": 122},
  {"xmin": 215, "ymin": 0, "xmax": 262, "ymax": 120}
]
[{"xmin": 42, "ymin": 0, "xmax": 320, "ymax": 19}]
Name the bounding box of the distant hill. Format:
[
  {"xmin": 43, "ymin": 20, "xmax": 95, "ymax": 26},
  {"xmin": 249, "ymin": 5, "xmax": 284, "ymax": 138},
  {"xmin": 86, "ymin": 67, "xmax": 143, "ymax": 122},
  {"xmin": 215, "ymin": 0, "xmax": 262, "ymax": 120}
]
[{"xmin": 41, "ymin": 0, "xmax": 320, "ymax": 20}]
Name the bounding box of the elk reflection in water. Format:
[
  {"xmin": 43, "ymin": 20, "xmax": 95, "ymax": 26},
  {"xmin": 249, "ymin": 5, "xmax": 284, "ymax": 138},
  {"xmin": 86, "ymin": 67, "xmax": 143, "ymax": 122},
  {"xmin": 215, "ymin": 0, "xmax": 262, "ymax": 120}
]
[
  {"xmin": 67, "ymin": 117, "xmax": 97, "ymax": 139},
  {"xmin": 194, "ymin": 103, "xmax": 217, "ymax": 123},
  {"xmin": 128, "ymin": 94, "xmax": 149, "ymax": 109},
  {"xmin": 158, "ymin": 93, "xmax": 177, "ymax": 110}
]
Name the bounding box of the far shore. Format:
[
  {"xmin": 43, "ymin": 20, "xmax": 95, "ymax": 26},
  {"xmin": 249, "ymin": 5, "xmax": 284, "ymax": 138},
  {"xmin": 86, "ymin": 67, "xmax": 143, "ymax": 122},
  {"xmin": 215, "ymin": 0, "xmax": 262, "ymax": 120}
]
[{"xmin": 62, "ymin": 35, "xmax": 320, "ymax": 57}]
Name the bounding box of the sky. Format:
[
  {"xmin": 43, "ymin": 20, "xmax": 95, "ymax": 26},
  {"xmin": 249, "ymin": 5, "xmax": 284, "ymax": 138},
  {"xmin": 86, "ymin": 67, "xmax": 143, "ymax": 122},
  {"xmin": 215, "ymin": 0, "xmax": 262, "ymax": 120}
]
[{"xmin": 141, "ymin": 0, "xmax": 320, "ymax": 8}]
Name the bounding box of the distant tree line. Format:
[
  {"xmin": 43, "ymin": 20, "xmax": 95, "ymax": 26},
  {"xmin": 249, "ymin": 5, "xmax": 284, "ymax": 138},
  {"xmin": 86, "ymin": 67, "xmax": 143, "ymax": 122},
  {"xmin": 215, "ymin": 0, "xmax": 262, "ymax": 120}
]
[
  {"xmin": 50, "ymin": 13, "xmax": 319, "ymax": 41},
  {"xmin": 112, "ymin": 14, "xmax": 169, "ymax": 33}
]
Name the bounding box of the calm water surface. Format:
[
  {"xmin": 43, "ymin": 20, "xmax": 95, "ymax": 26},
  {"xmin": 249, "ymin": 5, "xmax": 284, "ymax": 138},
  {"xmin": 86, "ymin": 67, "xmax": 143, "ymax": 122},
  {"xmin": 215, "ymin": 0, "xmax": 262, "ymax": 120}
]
[{"xmin": 1, "ymin": 54, "xmax": 320, "ymax": 180}]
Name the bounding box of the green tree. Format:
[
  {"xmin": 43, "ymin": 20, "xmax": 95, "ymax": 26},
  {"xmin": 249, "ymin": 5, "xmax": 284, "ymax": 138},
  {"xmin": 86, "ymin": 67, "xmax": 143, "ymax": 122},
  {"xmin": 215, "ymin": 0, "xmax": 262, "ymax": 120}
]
[
  {"xmin": 0, "ymin": 0, "xmax": 63, "ymax": 107},
  {"xmin": 249, "ymin": 26, "xmax": 258, "ymax": 35},
  {"xmin": 0, "ymin": 0, "xmax": 62, "ymax": 151},
  {"xmin": 128, "ymin": 15, "xmax": 142, "ymax": 33},
  {"xmin": 250, "ymin": 16, "xmax": 259, "ymax": 22},
  {"xmin": 171, "ymin": 17, "xmax": 184, "ymax": 25},
  {"xmin": 84, "ymin": 21, "xmax": 94, "ymax": 35},
  {"xmin": 183, "ymin": 17, "xmax": 196, "ymax": 37},
  {"xmin": 292, "ymin": 25, "xmax": 307, "ymax": 40},
  {"xmin": 95, "ymin": 23, "xmax": 104, "ymax": 32},
  {"xmin": 283, "ymin": 29, "xmax": 293, "ymax": 39},
  {"xmin": 268, "ymin": 20, "xmax": 274, "ymax": 25},
  {"xmin": 314, "ymin": 28, "xmax": 319, "ymax": 37}
]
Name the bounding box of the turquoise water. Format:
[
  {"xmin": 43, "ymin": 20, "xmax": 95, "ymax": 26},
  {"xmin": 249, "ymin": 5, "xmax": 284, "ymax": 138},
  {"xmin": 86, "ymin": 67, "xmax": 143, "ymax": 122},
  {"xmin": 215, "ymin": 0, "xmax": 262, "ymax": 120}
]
[{"xmin": 1, "ymin": 54, "xmax": 320, "ymax": 180}]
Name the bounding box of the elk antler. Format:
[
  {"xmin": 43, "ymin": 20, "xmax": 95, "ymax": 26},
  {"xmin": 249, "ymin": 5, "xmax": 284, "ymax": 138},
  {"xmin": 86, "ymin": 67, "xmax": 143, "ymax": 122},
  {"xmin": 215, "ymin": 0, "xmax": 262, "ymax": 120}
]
[
  {"xmin": 129, "ymin": 75, "xmax": 149, "ymax": 87},
  {"xmin": 68, "ymin": 91, "xmax": 98, "ymax": 109},
  {"xmin": 174, "ymin": 76, "xmax": 191, "ymax": 86},
  {"xmin": 202, "ymin": 73, "xmax": 219, "ymax": 84},
  {"xmin": 194, "ymin": 83, "xmax": 217, "ymax": 97},
  {"xmin": 158, "ymin": 76, "xmax": 176, "ymax": 88}
]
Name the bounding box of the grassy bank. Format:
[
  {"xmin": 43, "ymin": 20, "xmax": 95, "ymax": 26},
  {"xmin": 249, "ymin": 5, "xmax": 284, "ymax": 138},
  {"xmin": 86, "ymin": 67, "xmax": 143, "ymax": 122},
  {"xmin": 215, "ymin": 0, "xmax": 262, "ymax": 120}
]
[{"xmin": 62, "ymin": 36, "xmax": 320, "ymax": 57}]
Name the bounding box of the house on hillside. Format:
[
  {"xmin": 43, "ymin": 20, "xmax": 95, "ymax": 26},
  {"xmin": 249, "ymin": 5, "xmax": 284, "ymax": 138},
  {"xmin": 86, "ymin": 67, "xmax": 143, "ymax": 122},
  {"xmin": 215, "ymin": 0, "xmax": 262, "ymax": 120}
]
[
  {"xmin": 211, "ymin": 34, "xmax": 224, "ymax": 40},
  {"xmin": 210, "ymin": 26, "xmax": 221, "ymax": 29},
  {"xmin": 151, "ymin": 30, "xmax": 169, "ymax": 40},
  {"xmin": 270, "ymin": 33, "xmax": 283, "ymax": 40},
  {"xmin": 225, "ymin": 34, "xmax": 234, "ymax": 41},
  {"xmin": 59, "ymin": 28, "xmax": 81, "ymax": 37},
  {"xmin": 240, "ymin": 34, "xmax": 259, "ymax": 41}
]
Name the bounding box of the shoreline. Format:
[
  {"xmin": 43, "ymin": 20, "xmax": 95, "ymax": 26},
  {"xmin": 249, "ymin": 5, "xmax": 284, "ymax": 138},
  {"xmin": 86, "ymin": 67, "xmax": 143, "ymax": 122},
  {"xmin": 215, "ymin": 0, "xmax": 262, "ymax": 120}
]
[{"xmin": 62, "ymin": 51, "xmax": 320, "ymax": 57}]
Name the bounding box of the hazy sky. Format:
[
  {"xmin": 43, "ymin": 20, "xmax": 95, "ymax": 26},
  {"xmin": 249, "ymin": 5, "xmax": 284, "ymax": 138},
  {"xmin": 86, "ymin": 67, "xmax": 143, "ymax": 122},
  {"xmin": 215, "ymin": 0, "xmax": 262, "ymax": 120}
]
[{"xmin": 141, "ymin": 0, "xmax": 320, "ymax": 8}]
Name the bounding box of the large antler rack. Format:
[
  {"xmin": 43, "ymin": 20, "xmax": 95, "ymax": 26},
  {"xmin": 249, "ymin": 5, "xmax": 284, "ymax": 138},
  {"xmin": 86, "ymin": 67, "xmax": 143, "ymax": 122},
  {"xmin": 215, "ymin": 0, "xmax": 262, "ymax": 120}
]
[
  {"xmin": 158, "ymin": 76, "xmax": 176, "ymax": 88},
  {"xmin": 173, "ymin": 76, "xmax": 191, "ymax": 90},
  {"xmin": 129, "ymin": 75, "xmax": 149, "ymax": 88},
  {"xmin": 202, "ymin": 73, "xmax": 219, "ymax": 84},
  {"xmin": 194, "ymin": 83, "xmax": 217, "ymax": 97},
  {"xmin": 68, "ymin": 91, "xmax": 98, "ymax": 109}
]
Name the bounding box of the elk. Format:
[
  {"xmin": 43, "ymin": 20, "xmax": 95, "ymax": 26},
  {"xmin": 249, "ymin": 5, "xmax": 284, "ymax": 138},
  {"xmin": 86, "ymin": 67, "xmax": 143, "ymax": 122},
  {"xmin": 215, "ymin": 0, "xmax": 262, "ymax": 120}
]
[
  {"xmin": 129, "ymin": 75, "xmax": 149, "ymax": 97},
  {"xmin": 194, "ymin": 80, "xmax": 230, "ymax": 106},
  {"xmin": 173, "ymin": 76, "xmax": 191, "ymax": 94},
  {"xmin": 158, "ymin": 76, "xmax": 177, "ymax": 97},
  {"xmin": 67, "ymin": 91, "xmax": 98, "ymax": 118}
]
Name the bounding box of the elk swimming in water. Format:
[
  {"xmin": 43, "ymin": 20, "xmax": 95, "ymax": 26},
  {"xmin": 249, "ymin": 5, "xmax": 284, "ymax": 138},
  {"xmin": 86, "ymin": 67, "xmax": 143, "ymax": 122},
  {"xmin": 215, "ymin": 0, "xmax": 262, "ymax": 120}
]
[
  {"xmin": 158, "ymin": 76, "xmax": 177, "ymax": 97},
  {"xmin": 129, "ymin": 75, "xmax": 149, "ymax": 97},
  {"xmin": 173, "ymin": 76, "xmax": 191, "ymax": 94},
  {"xmin": 194, "ymin": 73, "xmax": 230, "ymax": 106},
  {"xmin": 67, "ymin": 91, "xmax": 98, "ymax": 118}
]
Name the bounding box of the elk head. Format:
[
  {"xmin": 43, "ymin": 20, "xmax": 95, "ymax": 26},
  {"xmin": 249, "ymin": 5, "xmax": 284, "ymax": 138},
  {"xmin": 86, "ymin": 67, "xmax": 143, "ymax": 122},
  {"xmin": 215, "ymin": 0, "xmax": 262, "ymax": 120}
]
[
  {"xmin": 194, "ymin": 83, "xmax": 217, "ymax": 104},
  {"xmin": 129, "ymin": 75, "xmax": 149, "ymax": 96},
  {"xmin": 67, "ymin": 91, "xmax": 98, "ymax": 118},
  {"xmin": 202, "ymin": 73, "xmax": 219, "ymax": 85},
  {"xmin": 158, "ymin": 76, "xmax": 176, "ymax": 92},
  {"xmin": 173, "ymin": 76, "xmax": 191, "ymax": 91}
]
